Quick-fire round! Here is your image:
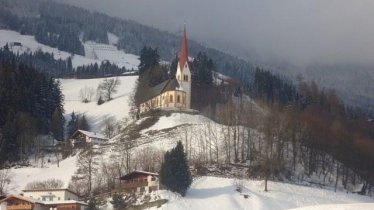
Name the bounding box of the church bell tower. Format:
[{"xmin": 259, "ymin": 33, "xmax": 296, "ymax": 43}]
[{"xmin": 176, "ymin": 25, "xmax": 192, "ymax": 109}]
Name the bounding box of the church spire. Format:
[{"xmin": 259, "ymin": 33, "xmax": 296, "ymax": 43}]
[{"xmin": 179, "ymin": 25, "xmax": 189, "ymax": 70}]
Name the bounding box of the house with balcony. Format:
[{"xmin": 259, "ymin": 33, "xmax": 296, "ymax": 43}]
[
  {"xmin": 119, "ymin": 171, "xmax": 159, "ymax": 194},
  {"xmin": 0, "ymin": 189, "xmax": 87, "ymax": 210}
]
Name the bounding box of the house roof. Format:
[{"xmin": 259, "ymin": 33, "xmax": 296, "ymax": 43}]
[
  {"xmin": 22, "ymin": 188, "xmax": 80, "ymax": 197},
  {"xmin": 139, "ymin": 78, "xmax": 180, "ymax": 103},
  {"xmin": 0, "ymin": 195, "xmax": 87, "ymax": 206},
  {"xmin": 0, "ymin": 194, "xmax": 43, "ymax": 204},
  {"xmin": 72, "ymin": 130, "xmax": 108, "ymax": 140},
  {"xmin": 119, "ymin": 170, "xmax": 159, "ymax": 180}
]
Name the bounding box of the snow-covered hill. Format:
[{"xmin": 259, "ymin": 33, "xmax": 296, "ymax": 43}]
[
  {"xmin": 60, "ymin": 76, "xmax": 138, "ymax": 132},
  {"xmin": 0, "ymin": 29, "xmax": 139, "ymax": 69},
  {"xmin": 6, "ymin": 156, "xmax": 77, "ymax": 194},
  {"xmin": 149, "ymin": 176, "xmax": 373, "ymax": 210}
]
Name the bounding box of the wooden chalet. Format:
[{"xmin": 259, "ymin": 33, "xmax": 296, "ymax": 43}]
[
  {"xmin": 70, "ymin": 130, "xmax": 108, "ymax": 145},
  {"xmin": 119, "ymin": 171, "xmax": 159, "ymax": 194},
  {"xmin": 0, "ymin": 195, "xmax": 44, "ymax": 210}
]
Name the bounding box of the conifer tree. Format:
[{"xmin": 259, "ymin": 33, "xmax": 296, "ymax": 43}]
[
  {"xmin": 86, "ymin": 196, "xmax": 99, "ymax": 210},
  {"xmin": 160, "ymin": 141, "xmax": 192, "ymax": 196},
  {"xmin": 78, "ymin": 115, "xmax": 90, "ymax": 131},
  {"xmin": 110, "ymin": 193, "xmax": 126, "ymax": 210},
  {"xmin": 67, "ymin": 112, "xmax": 78, "ymax": 137},
  {"xmin": 51, "ymin": 107, "xmax": 64, "ymax": 140}
]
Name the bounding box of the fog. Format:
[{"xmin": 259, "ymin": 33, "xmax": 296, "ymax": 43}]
[{"xmin": 57, "ymin": 0, "xmax": 374, "ymax": 67}]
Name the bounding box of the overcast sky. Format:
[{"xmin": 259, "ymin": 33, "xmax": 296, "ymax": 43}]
[{"xmin": 58, "ymin": 0, "xmax": 374, "ymax": 67}]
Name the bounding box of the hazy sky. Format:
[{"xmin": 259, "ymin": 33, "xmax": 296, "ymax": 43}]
[{"xmin": 58, "ymin": 0, "xmax": 374, "ymax": 66}]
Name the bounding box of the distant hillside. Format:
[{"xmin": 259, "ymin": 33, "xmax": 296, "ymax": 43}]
[{"xmin": 0, "ymin": 0, "xmax": 255, "ymax": 84}]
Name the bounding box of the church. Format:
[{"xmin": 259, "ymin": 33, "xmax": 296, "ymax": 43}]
[{"xmin": 139, "ymin": 26, "xmax": 192, "ymax": 114}]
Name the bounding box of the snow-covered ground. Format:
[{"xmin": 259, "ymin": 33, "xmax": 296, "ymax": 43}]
[
  {"xmin": 60, "ymin": 76, "xmax": 138, "ymax": 132},
  {"xmin": 287, "ymin": 203, "xmax": 374, "ymax": 210},
  {"xmin": 0, "ymin": 29, "xmax": 139, "ymax": 69},
  {"xmin": 84, "ymin": 41, "xmax": 139, "ymax": 70},
  {"xmin": 150, "ymin": 176, "xmax": 374, "ymax": 210},
  {"xmin": 6, "ymin": 156, "xmax": 77, "ymax": 194}
]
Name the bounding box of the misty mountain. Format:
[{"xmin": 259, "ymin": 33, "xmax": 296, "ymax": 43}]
[{"xmin": 56, "ymin": 0, "xmax": 374, "ymax": 113}]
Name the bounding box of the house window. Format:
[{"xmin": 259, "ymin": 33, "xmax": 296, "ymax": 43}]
[
  {"xmin": 184, "ymin": 75, "xmax": 188, "ymax": 81},
  {"xmin": 170, "ymin": 95, "xmax": 173, "ymax": 103},
  {"xmin": 177, "ymin": 95, "xmax": 180, "ymax": 103},
  {"xmin": 151, "ymin": 177, "xmax": 156, "ymax": 181}
]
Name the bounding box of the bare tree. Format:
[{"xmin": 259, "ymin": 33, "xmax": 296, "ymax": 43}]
[
  {"xmin": 79, "ymin": 86, "xmax": 95, "ymax": 103},
  {"xmin": 0, "ymin": 169, "xmax": 11, "ymax": 195},
  {"xmin": 76, "ymin": 148, "xmax": 99, "ymax": 196},
  {"xmin": 104, "ymin": 117, "xmax": 116, "ymax": 139},
  {"xmin": 25, "ymin": 179, "xmax": 64, "ymax": 190},
  {"xmin": 97, "ymin": 77, "xmax": 121, "ymax": 101}
]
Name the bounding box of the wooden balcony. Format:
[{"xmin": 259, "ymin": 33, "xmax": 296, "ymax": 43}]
[{"xmin": 121, "ymin": 180, "xmax": 148, "ymax": 189}]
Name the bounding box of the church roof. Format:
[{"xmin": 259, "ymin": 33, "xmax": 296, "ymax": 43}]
[
  {"xmin": 139, "ymin": 78, "xmax": 180, "ymax": 103},
  {"xmin": 179, "ymin": 25, "xmax": 189, "ymax": 70}
]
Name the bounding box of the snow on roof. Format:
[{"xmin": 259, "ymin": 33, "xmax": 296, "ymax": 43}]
[
  {"xmin": 0, "ymin": 194, "xmax": 42, "ymax": 204},
  {"xmin": 42, "ymin": 200, "xmax": 88, "ymax": 206},
  {"xmin": 75, "ymin": 130, "xmax": 108, "ymax": 140},
  {"xmin": 22, "ymin": 188, "xmax": 79, "ymax": 197}
]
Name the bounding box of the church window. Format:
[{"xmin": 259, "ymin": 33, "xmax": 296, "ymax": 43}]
[
  {"xmin": 170, "ymin": 95, "xmax": 173, "ymax": 103},
  {"xmin": 178, "ymin": 75, "xmax": 180, "ymax": 80},
  {"xmin": 184, "ymin": 75, "xmax": 188, "ymax": 81},
  {"xmin": 177, "ymin": 95, "xmax": 180, "ymax": 103}
]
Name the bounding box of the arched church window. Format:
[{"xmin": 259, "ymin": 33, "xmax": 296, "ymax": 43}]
[
  {"xmin": 177, "ymin": 95, "xmax": 180, "ymax": 103},
  {"xmin": 170, "ymin": 95, "xmax": 173, "ymax": 103}
]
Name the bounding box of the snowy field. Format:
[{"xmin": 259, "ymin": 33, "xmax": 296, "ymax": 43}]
[
  {"xmin": 0, "ymin": 29, "xmax": 139, "ymax": 69},
  {"xmin": 150, "ymin": 176, "xmax": 374, "ymax": 210},
  {"xmin": 60, "ymin": 76, "xmax": 138, "ymax": 132}
]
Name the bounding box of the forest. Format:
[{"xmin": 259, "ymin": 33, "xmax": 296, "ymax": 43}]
[{"xmin": 0, "ymin": 48, "xmax": 64, "ymax": 164}]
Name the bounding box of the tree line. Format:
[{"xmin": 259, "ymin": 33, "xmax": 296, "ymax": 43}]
[
  {"xmin": 0, "ymin": 50, "xmax": 64, "ymax": 164},
  {"xmin": 0, "ymin": 46, "xmax": 127, "ymax": 79}
]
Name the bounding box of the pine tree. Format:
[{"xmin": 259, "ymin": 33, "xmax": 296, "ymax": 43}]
[
  {"xmin": 138, "ymin": 47, "xmax": 160, "ymax": 75},
  {"xmin": 86, "ymin": 196, "xmax": 99, "ymax": 210},
  {"xmin": 67, "ymin": 112, "xmax": 78, "ymax": 137},
  {"xmin": 78, "ymin": 115, "xmax": 90, "ymax": 131},
  {"xmin": 51, "ymin": 107, "xmax": 64, "ymax": 140},
  {"xmin": 110, "ymin": 193, "xmax": 126, "ymax": 210},
  {"xmin": 160, "ymin": 141, "xmax": 192, "ymax": 196}
]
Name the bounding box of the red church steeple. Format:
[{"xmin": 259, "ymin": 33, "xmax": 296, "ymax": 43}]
[{"xmin": 179, "ymin": 25, "xmax": 189, "ymax": 70}]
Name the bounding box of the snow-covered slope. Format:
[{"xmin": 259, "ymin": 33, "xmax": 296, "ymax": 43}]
[
  {"xmin": 6, "ymin": 156, "xmax": 77, "ymax": 194},
  {"xmin": 287, "ymin": 203, "xmax": 374, "ymax": 210},
  {"xmin": 84, "ymin": 41, "xmax": 139, "ymax": 70},
  {"xmin": 0, "ymin": 29, "xmax": 139, "ymax": 69},
  {"xmin": 150, "ymin": 176, "xmax": 374, "ymax": 210},
  {"xmin": 60, "ymin": 76, "xmax": 138, "ymax": 132}
]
